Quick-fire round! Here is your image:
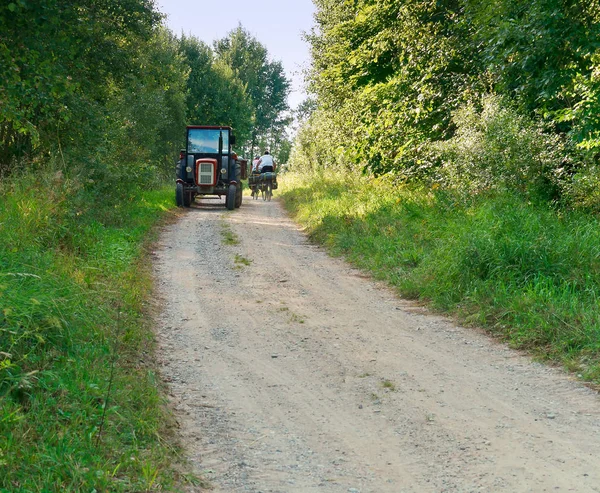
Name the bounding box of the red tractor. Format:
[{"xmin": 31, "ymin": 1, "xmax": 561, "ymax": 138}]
[{"xmin": 176, "ymin": 126, "xmax": 247, "ymax": 210}]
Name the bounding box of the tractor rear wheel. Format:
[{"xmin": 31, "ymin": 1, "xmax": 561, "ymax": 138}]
[
  {"xmin": 176, "ymin": 182, "xmax": 185, "ymax": 207},
  {"xmin": 226, "ymin": 183, "xmax": 236, "ymax": 210},
  {"xmin": 235, "ymin": 184, "xmax": 242, "ymax": 208}
]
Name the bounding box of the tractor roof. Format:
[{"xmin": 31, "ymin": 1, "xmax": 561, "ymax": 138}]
[{"xmin": 186, "ymin": 125, "xmax": 233, "ymax": 130}]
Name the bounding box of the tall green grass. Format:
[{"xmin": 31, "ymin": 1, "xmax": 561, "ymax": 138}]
[
  {"xmin": 281, "ymin": 172, "xmax": 600, "ymax": 382},
  {"xmin": 0, "ymin": 166, "xmax": 190, "ymax": 491}
]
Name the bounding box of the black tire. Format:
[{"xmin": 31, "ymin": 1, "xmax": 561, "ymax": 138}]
[
  {"xmin": 235, "ymin": 184, "xmax": 242, "ymax": 208},
  {"xmin": 226, "ymin": 183, "xmax": 236, "ymax": 210},
  {"xmin": 176, "ymin": 182, "xmax": 185, "ymax": 207},
  {"xmin": 184, "ymin": 191, "xmax": 192, "ymax": 207}
]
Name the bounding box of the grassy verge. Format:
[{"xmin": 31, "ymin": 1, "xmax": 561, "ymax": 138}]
[
  {"xmin": 0, "ymin": 167, "xmax": 196, "ymax": 491},
  {"xmin": 280, "ymin": 172, "xmax": 600, "ymax": 383}
]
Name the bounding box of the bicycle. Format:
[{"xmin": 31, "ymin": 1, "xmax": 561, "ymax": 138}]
[
  {"xmin": 261, "ymin": 180, "xmax": 272, "ymax": 201},
  {"xmin": 249, "ymin": 172, "xmax": 260, "ymax": 200},
  {"xmin": 249, "ymin": 171, "xmax": 277, "ymax": 201}
]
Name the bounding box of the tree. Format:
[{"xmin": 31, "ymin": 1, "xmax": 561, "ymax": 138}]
[
  {"xmin": 179, "ymin": 35, "xmax": 252, "ymax": 145},
  {"xmin": 214, "ymin": 25, "xmax": 291, "ymax": 160},
  {"xmin": 107, "ymin": 27, "xmax": 188, "ymax": 174},
  {"xmin": 306, "ymin": 0, "xmax": 470, "ymax": 175},
  {"xmin": 0, "ymin": 0, "xmax": 161, "ymax": 168},
  {"xmin": 464, "ymin": 0, "xmax": 600, "ymax": 152}
]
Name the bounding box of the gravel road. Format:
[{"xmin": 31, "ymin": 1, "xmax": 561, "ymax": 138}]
[{"xmin": 153, "ymin": 195, "xmax": 600, "ymax": 493}]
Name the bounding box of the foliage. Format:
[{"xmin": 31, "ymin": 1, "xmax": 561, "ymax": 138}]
[
  {"xmin": 0, "ymin": 0, "xmax": 162, "ymax": 168},
  {"xmin": 0, "ymin": 165, "xmax": 192, "ymax": 491},
  {"xmin": 465, "ymin": 0, "xmax": 600, "ymax": 150},
  {"xmin": 0, "ymin": 0, "xmax": 288, "ymax": 174},
  {"xmin": 561, "ymin": 158, "xmax": 600, "ymax": 212},
  {"xmin": 105, "ymin": 27, "xmax": 189, "ymax": 177},
  {"xmin": 432, "ymin": 95, "xmax": 568, "ymax": 202},
  {"xmin": 281, "ymin": 172, "xmax": 600, "ymax": 382},
  {"xmin": 179, "ymin": 34, "xmax": 253, "ymax": 145},
  {"xmin": 306, "ymin": 0, "xmax": 471, "ymax": 175},
  {"xmin": 215, "ymin": 25, "xmax": 292, "ymax": 160},
  {"xmin": 289, "ymin": 107, "xmax": 354, "ymax": 173},
  {"xmin": 298, "ymin": 0, "xmax": 600, "ymax": 206}
]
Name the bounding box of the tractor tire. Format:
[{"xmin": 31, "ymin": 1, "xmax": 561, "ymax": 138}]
[
  {"xmin": 184, "ymin": 190, "xmax": 192, "ymax": 207},
  {"xmin": 226, "ymin": 183, "xmax": 236, "ymax": 210},
  {"xmin": 176, "ymin": 182, "xmax": 185, "ymax": 207},
  {"xmin": 235, "ymin": 184, "xmax": 242, "ymax": 208}
]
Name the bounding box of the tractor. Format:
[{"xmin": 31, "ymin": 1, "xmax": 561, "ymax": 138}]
[{"xmin": 176, "ymin": 126, "xmax": 247, "ymax": 210}]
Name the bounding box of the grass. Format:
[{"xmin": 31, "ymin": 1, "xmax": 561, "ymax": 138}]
[
  {"xmin": 0, "ymin": 166, "xmax": 194, "ymax": 491},
  {"xmin": 288, "ymin": 312, "xmax": 305, "ymax": 324},
  {"xmin": 221, "ymin": 222, "xmax": 241, "ymax": 246},
  {"xmin": 380, "ymin": 379, "xmax": 396, "ymax": 391},
  {"xmin": 234, "ymin": 254, "xmax": 252, "ymax": 268},
  {"xmin": 280, "ymin": 171, "xmax": 600, "ymax": 384}
]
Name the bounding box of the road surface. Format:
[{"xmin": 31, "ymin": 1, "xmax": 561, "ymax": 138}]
[{"xmin": 153, "ymin": 196, "xmax": 600, "ymax": 492}]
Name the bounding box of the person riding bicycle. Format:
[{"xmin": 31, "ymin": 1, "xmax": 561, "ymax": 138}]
[
  {"xmin": 257, "ymin": 150, "xmax": 275, "ymax": 173},
  {"xmin": 255, "ymin": 150, "xmax": 278, "ymax": 199},
  {"xmin": 251, "ymin": 156, "xmax": 260, "ymax": 173}
]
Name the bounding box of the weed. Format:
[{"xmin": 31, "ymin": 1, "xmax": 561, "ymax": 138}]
[
  {"xmin": 380, "ymin": 379, "xmax": 396, "ymax": 391},
  {"xmin": 141, "ymin": 461, "xmax": 159, "ymax": 490},
  {"xmin": 289, "ymin": 312, "xmax": 305, "ymax": 324},
  {"xmin": 221, "ymin": 223, "xmax": 240, "ymax": 246},
  {"xmin": 234, "ymin": 254, "xmax": 252, "ymax": 268}
]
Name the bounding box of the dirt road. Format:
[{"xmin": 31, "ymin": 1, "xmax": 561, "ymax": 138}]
[{"xmin": 153, "ymin": 196, "xmax": 600, "ymax": 493}]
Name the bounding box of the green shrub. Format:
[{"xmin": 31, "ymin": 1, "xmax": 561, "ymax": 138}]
[
  {"xmin": 432, "ymin": 94, "xmax": 568, "ymax": 203},
  {"xmin": 561, "ymin": 158, "xmax": 600, "ymax": 212}
]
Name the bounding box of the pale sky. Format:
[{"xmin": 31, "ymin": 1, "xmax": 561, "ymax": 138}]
[{"xmin": 158, "ymin": 0, "xmax": 316, "ymax": 109}]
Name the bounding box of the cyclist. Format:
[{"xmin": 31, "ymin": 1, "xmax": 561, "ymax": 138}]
[{"xmin": 257, "ymin": 150, "xmax": 275, "ymax": 173}]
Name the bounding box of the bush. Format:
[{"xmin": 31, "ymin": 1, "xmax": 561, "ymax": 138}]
[
  {"xmin": 562, "ymin": 158, "xmax": 600, "ymax": 212},
  {"xmin": 432, "ymin": 95, "xmax": 569, "ymax": 202},
  {"xmin": 289, "ymin": 108, "xmax": 356, "ymax": 174}
]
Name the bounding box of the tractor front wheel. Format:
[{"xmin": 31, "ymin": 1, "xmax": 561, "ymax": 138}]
[{"xmin": 226, "ymin": 183, "xmax": 236, "ymax": 210}]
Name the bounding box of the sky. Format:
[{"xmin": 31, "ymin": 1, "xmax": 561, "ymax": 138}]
[{"xmin": 157, "ymin": 0, "xmax": 316, "ymax": 109}]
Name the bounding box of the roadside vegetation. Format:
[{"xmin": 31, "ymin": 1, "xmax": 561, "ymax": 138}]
[
  {"xmin": 287, "ymin": 0, "xmax": 600, "ymax": 384},
  {"xmin": 281, "ymin": 172, "xmax": 600, "ymax": 382},
  {"xmin": 0, "ymin": 170, "xmax": 185, "ymax": 491},
  {"xmin": 1, "ymin": 1, "xmax": 290, "ymax": 490}
]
